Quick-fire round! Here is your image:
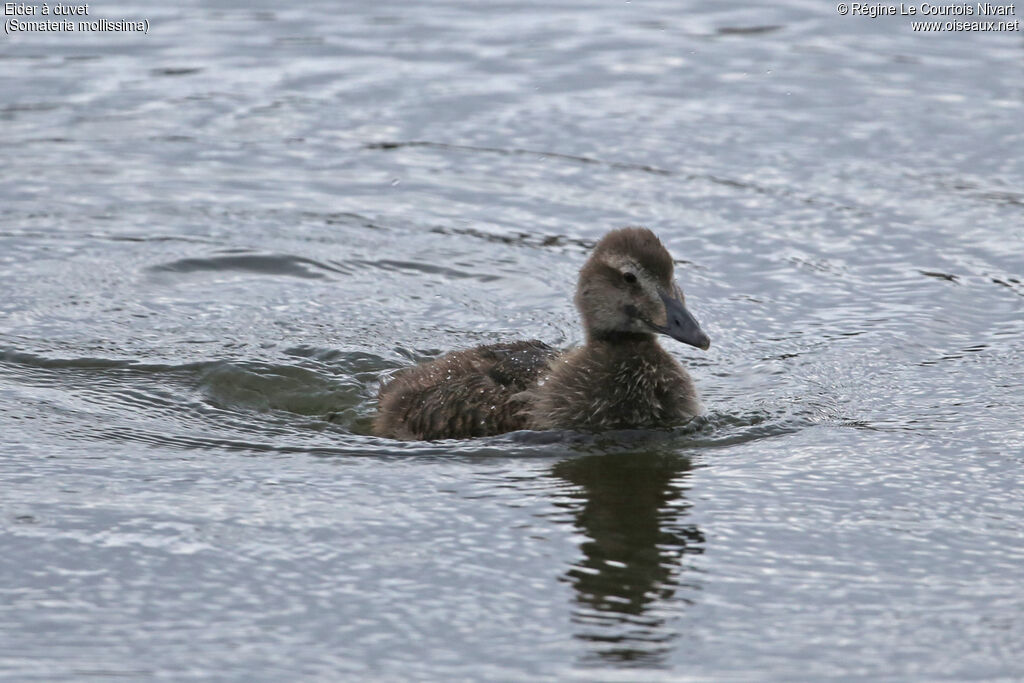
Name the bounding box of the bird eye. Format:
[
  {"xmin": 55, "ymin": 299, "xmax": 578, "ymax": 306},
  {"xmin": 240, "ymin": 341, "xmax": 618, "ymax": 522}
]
[{"xmin": 622, "ymin": 272, "xmax": 637, "ymax": 284}]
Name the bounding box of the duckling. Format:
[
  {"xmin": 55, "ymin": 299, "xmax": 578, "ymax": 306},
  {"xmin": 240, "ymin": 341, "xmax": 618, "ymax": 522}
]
[{"xmin": 373, "ymin": 227, "xmax": 710, "ymax": 440}]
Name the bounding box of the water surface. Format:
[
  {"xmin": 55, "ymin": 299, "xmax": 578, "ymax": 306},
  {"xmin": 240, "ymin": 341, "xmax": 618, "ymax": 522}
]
[{"xmin": 2, "ymin": 0, "xmax": 1023, "ymax": 679}]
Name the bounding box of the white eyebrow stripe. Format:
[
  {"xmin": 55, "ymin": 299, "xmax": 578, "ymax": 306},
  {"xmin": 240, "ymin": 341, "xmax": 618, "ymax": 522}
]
[
  {"xmin": 603, "ymin": 254, "xmax": 664, "ymax": 300},
  {"xmin": 603, "ymin": 254, "xmax": 641, "ymax": 275}
]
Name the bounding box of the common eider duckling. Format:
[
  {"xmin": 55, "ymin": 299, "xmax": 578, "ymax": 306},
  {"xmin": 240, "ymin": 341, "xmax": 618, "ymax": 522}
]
[{"xmin": 373, "ymin": 227, "xmax": 710, "ymax": 440}]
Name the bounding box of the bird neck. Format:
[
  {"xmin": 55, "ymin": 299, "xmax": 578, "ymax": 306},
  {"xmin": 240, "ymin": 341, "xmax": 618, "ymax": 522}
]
[{"xmin": 586, "ymin": 329, "xmax": 658, "ymax": 347}]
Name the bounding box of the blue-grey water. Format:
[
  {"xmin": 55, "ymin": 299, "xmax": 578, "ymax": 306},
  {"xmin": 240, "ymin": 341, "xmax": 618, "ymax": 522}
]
[{"xmin": 2, "ymin": 1, "xmax": 1023, "ymax": 680}]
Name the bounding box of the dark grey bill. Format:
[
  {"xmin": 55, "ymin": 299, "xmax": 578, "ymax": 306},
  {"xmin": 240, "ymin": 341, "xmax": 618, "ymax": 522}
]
[{"xmin": 652, "ymin": 290, "xmax": 711, "ymax": 350}]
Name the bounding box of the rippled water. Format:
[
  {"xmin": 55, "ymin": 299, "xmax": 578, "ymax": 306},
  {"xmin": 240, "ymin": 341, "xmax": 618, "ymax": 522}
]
[{"xmin": 2, "ymin": 0, "xmax": 1023, "ymax": 679}]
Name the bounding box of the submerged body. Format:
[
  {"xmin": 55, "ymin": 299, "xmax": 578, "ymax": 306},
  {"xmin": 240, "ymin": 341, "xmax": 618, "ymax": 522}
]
[{"xmin": 374, "ymin": 227, "xmax": 710, "ymax": 441}]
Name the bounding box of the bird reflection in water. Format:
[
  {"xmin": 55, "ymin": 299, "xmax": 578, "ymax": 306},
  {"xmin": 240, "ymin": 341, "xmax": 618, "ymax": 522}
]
[{"xmin": 551, "ymin": 450, "xmax": 704, "ymax": 667}]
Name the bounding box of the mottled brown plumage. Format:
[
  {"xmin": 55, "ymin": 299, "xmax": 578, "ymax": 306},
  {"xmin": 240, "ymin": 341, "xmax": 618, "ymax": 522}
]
[
  {"xmin": 373, "ymin": 340, "xmax": 556, "ymax": 441},
  {"xmin": 374, "ymin": 227, "xmax": 710, "ymax": 440},
  {"xmin": 524, "ymin": 335, "xmax": 699, "ymax": 432}
]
